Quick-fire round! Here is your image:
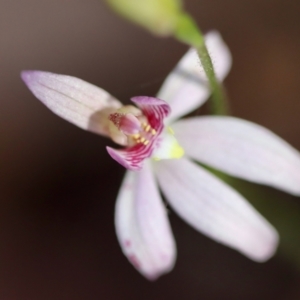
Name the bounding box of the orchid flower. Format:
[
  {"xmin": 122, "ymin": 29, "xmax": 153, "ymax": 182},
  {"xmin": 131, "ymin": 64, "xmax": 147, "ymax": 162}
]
[{"xmin": 21, "ymin": 31, "xmax": 300, "ymax": 280}]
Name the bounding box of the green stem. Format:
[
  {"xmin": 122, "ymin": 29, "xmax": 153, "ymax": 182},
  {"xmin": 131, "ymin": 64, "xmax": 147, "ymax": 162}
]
[{"xmin": 174, "ymin": 13, "xmax": 228, "ymax": 115}]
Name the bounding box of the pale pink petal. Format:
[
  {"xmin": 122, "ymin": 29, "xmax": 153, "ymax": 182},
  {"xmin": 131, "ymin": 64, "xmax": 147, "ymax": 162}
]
[
  {"xmin": 21, "ymin": 70, "xmax": 121, "ymax": 135},
  {"xmin": 107, "ymin": 96, "xmax": 170, "ymax": 170},
  {"xmin": 115, "ymin": 163, "xmax": 176, "ymax": 280},
  {"xmin": 157, "ymin": 31, "xmax": 232, "ymax": 123},
  {"xmin": 173, "ymin": 116, "xmax": 300, "ymax": 196},
  {"xmin": 154, "ymin": 157, "xmax": 278, "ymax": 262}
]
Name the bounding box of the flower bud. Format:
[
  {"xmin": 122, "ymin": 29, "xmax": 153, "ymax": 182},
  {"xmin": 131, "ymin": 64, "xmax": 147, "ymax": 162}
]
[{"xmin": 105, "ymin": 0, "xmax": 183, "ymax": 36}]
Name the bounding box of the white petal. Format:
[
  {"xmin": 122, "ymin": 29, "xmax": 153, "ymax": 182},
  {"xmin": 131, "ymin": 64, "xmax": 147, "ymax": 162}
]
[
  {"xmin": 173, "ymin": 116, "xmax": 300, "ymax": 196},
  {"xmin": 155, "ymin": 158, "xmax": 278, "ymax": 262},
  {"xmin": 157, "ymin": 31, "xmax": 232, "ymax": 123},
  {"xmin": 115, "ymin": 162, "xmax": 176, "ymax": 280},
  {"xmin": 21, "ymin": 71, "xmax": 121, "ymax": 135}
]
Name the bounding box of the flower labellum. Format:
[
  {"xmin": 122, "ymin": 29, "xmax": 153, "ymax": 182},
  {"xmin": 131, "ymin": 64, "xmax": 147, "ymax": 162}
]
[
  {"xmin": 21, "ymin": 32, "xmax": 300, "ymax": 280},
  {"xmin": 106, "ymin": 96, "xmax": 171, "ymax": 170}
]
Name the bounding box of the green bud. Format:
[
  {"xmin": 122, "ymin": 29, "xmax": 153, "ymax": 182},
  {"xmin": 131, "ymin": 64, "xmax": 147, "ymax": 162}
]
[
  {"xmin": 174, "ymin": 13, "xmax": 202, "ymax": 47},
  {"xmin": 105, "ymin": 0, "xmax": 183, "ymax": 36}
]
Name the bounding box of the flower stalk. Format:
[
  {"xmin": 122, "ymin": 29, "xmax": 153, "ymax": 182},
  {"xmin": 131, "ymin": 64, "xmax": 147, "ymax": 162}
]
[
  {"xmin": 174, "ymin": 13, "xmax": 228, "ymax": 115},
  {"xmin": 105, "ymin": 0, "xmax": 228, "ymax": 115}
]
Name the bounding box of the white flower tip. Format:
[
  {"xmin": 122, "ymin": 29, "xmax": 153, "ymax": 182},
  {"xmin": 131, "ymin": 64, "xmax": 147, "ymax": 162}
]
[
  {"xmin": 149, "ymin": 256, "xmax": 176, "ymax": 280},
  {"xmin": 21, "ymin": 70, "xmax": 51, "ymax": 102},
  {"xmin": 143, "ymin": 258, "xmax": 175, "ymax": 281},
  {"xmin": 21, "ymin": 70, "xmax": 39, "ymax": 87},
  {"xmin": 236, "ymin": 222, "xmax": 279, "ymax": 263},
  {"xmin": 118, "ymin": 230, "xmax": 176, "ymax": 281},
  {"xmin": 129, "ymin": 250, "xmax": 176, "ymax": 281},
  {"xmin": 246, "ymin": 228, "xmax": 279, "ymax": 263},
  {"xmin": 21, "ymin": 70, "xmax": 51, "ymax": 96},
  {"xmin": 206, "ymin": 30, "xmax": 223, "ymax": 43}
]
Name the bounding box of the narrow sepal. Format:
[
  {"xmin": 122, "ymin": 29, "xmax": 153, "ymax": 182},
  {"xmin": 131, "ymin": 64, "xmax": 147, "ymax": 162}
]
[{"xmin": 21, "ymin": 70, "xmax": 121, "ymax": 135}]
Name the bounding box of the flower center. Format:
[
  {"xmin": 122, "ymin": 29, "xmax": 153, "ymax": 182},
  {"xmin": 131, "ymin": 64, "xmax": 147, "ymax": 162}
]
[
  {"xmin": 108, "ymin": 105, "xmax": 184, "ymax": 161},
  {"xmin": 108, "ymin": 105, "xmax": 157, "ymax": 147},
  {"xmin": 105, "ymin": 97, "xmax": 183, "ymax": 170},
  {"xmin": 131, "ymin": 122, "xmax": 157, "ymax": 146}
]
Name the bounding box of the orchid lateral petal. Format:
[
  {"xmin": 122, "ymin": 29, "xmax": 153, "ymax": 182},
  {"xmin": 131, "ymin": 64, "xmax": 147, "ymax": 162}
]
[
  {"xmin": 155, "ymin": 158, "xmax": 278, "ymax": 262},
  {"xmin": 173, "ymin": 116, "xmax": 300, "ymax": 196},
  {"xmin": 158, "ymin": 31, "xmax": 232, "ymax": 123},
  {"xmin": 157, "ymin": 49, "xmax": 208, "ymax": 123},
  {"xmin": 107, "ymin": 96, "xmax": 170, "ymax": 170},
  {"xmin": 21, "ymin": 70, "xmax": 121, "ymax": 136},
  {"xmin": 115, "ymin": 163, "xmax": 176, "ymax": 280}
]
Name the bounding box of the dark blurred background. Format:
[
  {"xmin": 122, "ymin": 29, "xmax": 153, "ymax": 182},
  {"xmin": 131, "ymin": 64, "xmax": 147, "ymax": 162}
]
[{"xmin": 1, "ymin": 0, "xmax": 300, "ymax": 299}]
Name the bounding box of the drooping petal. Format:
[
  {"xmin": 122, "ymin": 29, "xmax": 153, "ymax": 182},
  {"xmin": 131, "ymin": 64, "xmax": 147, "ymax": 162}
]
[
  {"xmin": 154, "ymin": 157, "xmax": 278, "ymax": 262},
  {"xmin": 157, "ymin": 31, "xmax": 232, "ymax": 123},
  {"xmin": 173, "ymin": 116, "xmax": 300, "ymax": 196},
  {"xmin": 107, "ymin": 96, "xmax": 170, "ymax": 170},
  {"xmin": 115, "ymin": 163, "xmax": 176, "ymax": 280},
  {"xmin": 21, "ymin": 70, "xmax": 122, "ymax": 136}
]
